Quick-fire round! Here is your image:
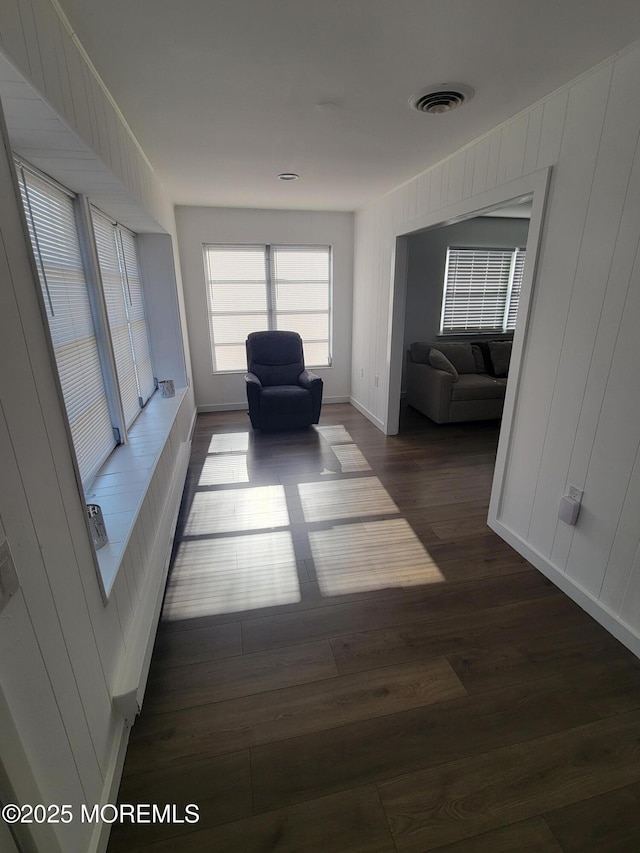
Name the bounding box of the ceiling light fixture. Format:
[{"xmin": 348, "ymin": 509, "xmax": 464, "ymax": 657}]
[
  {"xmin": 277, "ymin": 172, "xmax": 299, "ymax": 181},
  {"xmin": 409, "ymin": 83, "xmax": 474, "ymax": 114}
]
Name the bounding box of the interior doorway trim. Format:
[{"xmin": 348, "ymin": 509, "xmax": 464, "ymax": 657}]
[{"xmin": 385, "ymin": 166, "xmax": 552, "ymax": 436}]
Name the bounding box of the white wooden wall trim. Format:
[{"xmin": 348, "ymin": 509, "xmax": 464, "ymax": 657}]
[
  {"xmin": 0, "ymin": 673, "xmax": 64, "ymax": 853},
  {"xmin": 112, "ymin": 412, "xmax": 195, "ymax": 722},
  {"xmin": 490, "ymin": 518, "xmax": 640, "ymax": 659},
  {"xmin": 348, "ymin": 397, "xmax": 386, "ymax": 432},
  {"xmin": 197, "ymin": 395, "xmax": 351, "ymax": 414}
]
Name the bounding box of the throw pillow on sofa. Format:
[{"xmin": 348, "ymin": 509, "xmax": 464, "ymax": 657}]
[
  {"xmin": 488, "ymin": 340, "xmax": 512, "ymax": 377},
  {"xmin": 428, "ymin": 348, "xmax": 458, "ymax": 380},
  {"xmin": 433, "ymin": 342, "xmax": 477, "ymax": 374}
]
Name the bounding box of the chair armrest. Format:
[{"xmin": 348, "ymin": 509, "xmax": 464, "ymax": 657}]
[
  {"xmin": 298, "ymin": 370, "xmax": 323, "ymax": 423},
  {"xmin": 244, "ymin": 371, "xmax": 262, "ymax": 388},
  {"xmin": 298, "ymin": 369, "xmax": 321, "ymax": 389},
  {"xmin": 244, "ymin": 372, "xmax": 262, "ymax": 428}
]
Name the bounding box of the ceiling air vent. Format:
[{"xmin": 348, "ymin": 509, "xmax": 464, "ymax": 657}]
[{"xmin": 410, "ymin": 84, "xmax": 474, "ymax": 114}]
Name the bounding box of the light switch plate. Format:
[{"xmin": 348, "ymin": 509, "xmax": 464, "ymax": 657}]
[{"xmin": 0, "ymin": 540, "xmax": 20, "ymax": 614}]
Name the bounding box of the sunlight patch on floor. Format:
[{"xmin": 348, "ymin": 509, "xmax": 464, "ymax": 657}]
[
  {"xmin": 329, "ymin": 443, "xmax": 371, "ymax": 473},
  {"xmin": 298, "ymin": 476, "xmax": 398, "ymax": 522},
  {"xmin": 198, "ymin": 453, "xmax": 249, "ymax": 486},
  {"xmin": 162, "ymin": 531, "xmax": 300, "ymax": 619},
  {"xmin": 314, "ymin": 424, "xmax": 354, "ymax": 444},
  {"xmin": 310, "ymin": 518, "xmax": 445, "ymax": 596},
  {"xmin": 184, "ymin": 485, "xmax": 289, "ymax": 535},
  {"xmin": 207, "ymin": 432, "xmax": 249, "ymax": 453}
]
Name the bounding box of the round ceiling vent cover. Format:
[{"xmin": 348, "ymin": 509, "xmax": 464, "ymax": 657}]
[{"xmin": 410, "ymin": 84, "xmax": 474, "ymax": 114}]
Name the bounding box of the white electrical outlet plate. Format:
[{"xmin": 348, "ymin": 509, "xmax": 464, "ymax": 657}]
[{"xmin": 567, "ymin": 484, "xmax": 584, "ymax": 503}]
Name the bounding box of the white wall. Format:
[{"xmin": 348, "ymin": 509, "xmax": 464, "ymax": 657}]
[
  {"xmin": 176, "ymin": 206, "xmax": 354, "ymax": 410},
  {"xmin": 404, "ymin": 216, "xmax": 530, "ymax": 349},
  {"xmin": 0, "ymin": 3, "xmax": 195, "ymax": 852},
  {"xmin": 352, "ymin": 42, "xmax": 640, "ymax": 655}
]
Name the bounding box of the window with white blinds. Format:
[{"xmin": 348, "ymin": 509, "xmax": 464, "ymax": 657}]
[
  {"xmin": 204, "ymin": 244, "xmax": 331, "ymax": 372},
  {"xmin": 440, "ymin": 247, "xmax": 526, "ymax": 334},
  {"xmin": 17, "ymin": 165, "xmax": 116, "ymax": 486},
  {"xmin": 92, "ymin": 210, "xmax": 154, "ymax": 425}
]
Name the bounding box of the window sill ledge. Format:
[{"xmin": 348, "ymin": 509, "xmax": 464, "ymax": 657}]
[{"xmin": 85, "ymin": 387, "xmax": 188, "ymax": 599}]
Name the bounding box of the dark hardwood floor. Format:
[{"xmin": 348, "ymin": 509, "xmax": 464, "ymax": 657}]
[{"xmin": 108, "ymin": 403, "xmax": 640, "ymax": 852}]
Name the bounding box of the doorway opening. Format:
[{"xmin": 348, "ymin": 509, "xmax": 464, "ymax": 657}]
[{"xmin": 384, "ymin": 168, "xmax": 551, "ymax": 531}]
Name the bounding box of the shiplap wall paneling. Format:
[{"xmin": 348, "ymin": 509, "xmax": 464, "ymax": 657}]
[
  {"xmin": 0, "ymin": 0, "xmax": 173, "ymax": 232},
  {"xmin": 0, "ymin": 124, "xmax": 114, "ymax": 778},
  {"xmin": 601, "ymin": 450, "xmax": 640, "ymax": 615},
  {"xmin": 526, "ymin": 60, "xmax": 636, "ymax": 568},
  {"xmin": 0, "ymin": 580, "xmax": 78, "ymax": 853},
  {"xmin": 568, "ymin": 260, "xmax": 640, "ymax": 602},
  {"xmin": 499, "ymin": 67, "xmax": 613, "ymax": 540},
  {"xmin": 548, "ymin": 48, "xmax": 640, "ymax": 594}
]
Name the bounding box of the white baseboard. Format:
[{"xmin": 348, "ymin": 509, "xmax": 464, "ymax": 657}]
[
  {"xmin": 89, "ymin": 718, "xmax": 129, "ymax": 853},
  {"xmin": 349, "ymin": 396, "xmax": 385, "ymax": 431},
  {"xmin": 197, "ymin": 396, "xmax": 350, "ymax": 414},
  {"xmin": 198, "ymin": 402, "xmax": 247, "ymax": 412},
  {"xmin": 489, "ymin": 517, "xmax": 640, "ymax": 659}
]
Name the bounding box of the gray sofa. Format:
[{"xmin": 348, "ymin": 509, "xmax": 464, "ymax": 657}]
[{"xmin": 406, "ymin": 340, "xmax": 512, "ymax": 424}]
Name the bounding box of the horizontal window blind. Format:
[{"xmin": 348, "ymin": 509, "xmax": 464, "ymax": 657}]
[
  {"xmin": 119, "ymin": 228, "xmax": 155, "ymax": 404},
  {"xmin": 506, "ymin": 248, "xmax": 526, "ymax": 331},
  {"xmin": 440, "ymin": 247, "xmax": 526, "ymax": 334},
  {"xmin": 204, "ymin": 244, "xmax": 332, "ymax": 372},
  {"xmin": 92, "ymin": 210, "xmax": 155, "ymax": 425},
  {"xmin": 271, "ymin": 246, "xmax": 331, "ymax": 367},
  {"xmin": 204, "ymin": 245, "xmax": 268, "ymax": 372},
  {"xmin": 93, "ymin": 210, "xmax": 140, "ymax": 426},
  {"xmin": 17, "ymin": 166, "xmax": 115, "ymax": 485}
]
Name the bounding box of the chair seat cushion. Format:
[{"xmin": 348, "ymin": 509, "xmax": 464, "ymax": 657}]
[
  {"xmin": 451, "ymin": 374, "xmax": 507, "ymax": 401},
  {"xmin": 260, "ymin": 385, "xmax": 313, "ymax": 429}
]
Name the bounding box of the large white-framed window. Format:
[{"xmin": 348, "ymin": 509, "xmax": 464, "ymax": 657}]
[
  {"xmin": 203, "ymin": 243, "xmax": 332, "ymax": 372},
  {"xmin": 16, "ymin": 160, "xmax": 156, "ymax": 488},
  {"xmin": 440, "ymin": 246, "xmax": 526, "ymax": 334}
]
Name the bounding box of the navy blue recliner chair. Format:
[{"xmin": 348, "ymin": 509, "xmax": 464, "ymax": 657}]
[{"xmin": 244, "ymin": 331, "xmax": 323, "ymax": 430}]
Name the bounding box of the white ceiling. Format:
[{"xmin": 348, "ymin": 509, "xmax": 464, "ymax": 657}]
[{"xmin": 56, "ymin": 0, "xmax": 640, "ymax": 212}]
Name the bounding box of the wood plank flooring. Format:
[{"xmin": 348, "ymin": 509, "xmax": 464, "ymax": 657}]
[{"xmin": 107, "ymin": 403, "xmax": 640, "ymax": 852}]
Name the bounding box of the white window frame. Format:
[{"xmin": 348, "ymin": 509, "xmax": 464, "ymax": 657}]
[
  {"xmin": 203, "ymin": 243, "xmax": 332, "ymax": 373},
  {"xmin": 440, "ymin": 246, "xmax": 526, "ymax": 335},
  {"xmin": 15, "ymin": 158, "xmax": 156, "ymax": 488}
]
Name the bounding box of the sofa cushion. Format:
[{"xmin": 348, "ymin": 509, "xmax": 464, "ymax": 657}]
[
  {"xmin": 433, "ymin": 342, "xmax": 477, "ymax": 374},
  {"xmin": 488, "ymin": 340, "xmax": 512, "ymax": 377},
  {"xmin": 428, "ymin": 348, "xmax": 458, "ymax": 380},
  {"xmin": 451, "ymin": 374, "xmax": 507, "ymax": 402},
  {"xmin": 409, "ymin": 341, "xmax": 432, "ymax": 364},
  {"xmin": 471, "ymin": 344, "xmax": 487, "ymax": 374}
]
